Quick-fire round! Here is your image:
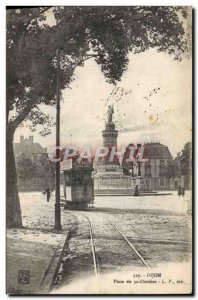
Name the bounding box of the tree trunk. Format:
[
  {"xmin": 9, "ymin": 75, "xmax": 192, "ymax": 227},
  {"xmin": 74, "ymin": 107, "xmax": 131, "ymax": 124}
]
[{"xmin": 6, "ymin": 124, "xmax": 22, "ymax": 228}]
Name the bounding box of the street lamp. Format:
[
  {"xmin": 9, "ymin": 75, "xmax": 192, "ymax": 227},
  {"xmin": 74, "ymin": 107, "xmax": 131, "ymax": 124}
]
[
  {"xmin": 54, "ymin": 49, "xmax": 98, "ymax": 231},
  {"xmin": 131, "ymin": 161, "xmax": 134, "ymax": 177},
  {"xmin": 54, "ymin": 49, "xmax": 62, "ymax": 231},
  {"xmin": 137, "ymin": 144, "xmax": 142, "ymax": 177}
]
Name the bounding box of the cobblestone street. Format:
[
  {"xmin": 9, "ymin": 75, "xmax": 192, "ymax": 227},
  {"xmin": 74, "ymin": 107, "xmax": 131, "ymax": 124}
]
[
  {"xmin": 6, "ymin": 191, "xmax": 192, "ymax": 294},
  {"xmin": 58, "ymin": 191, "xmax": 192, "ymax": 294}
]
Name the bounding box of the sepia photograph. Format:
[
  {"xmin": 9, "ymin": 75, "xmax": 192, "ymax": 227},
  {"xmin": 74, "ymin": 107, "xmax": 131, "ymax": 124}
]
[{"xmin": 6, "ymin": 5, "xmax": 192, "ymax": 295}]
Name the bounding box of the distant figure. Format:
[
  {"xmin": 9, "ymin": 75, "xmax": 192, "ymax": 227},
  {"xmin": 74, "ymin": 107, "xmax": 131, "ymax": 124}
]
[
  {"xmin": 44, "ymin": 187, "xmax": 51, "ymax": 202},
  {"xmin": 107, "ymin": 105, "xmax": 114, "ymax": 123},
  {"xmin": 181, "ymin": 186, "xmax": 185, "ymax": 197},
  {"xmin": 134, "ymin": 185, "xmax": 139, "ymax": 196},
  {"xmin": 178, "ymin": 185, "xmax": 182, "ymax": 197}
]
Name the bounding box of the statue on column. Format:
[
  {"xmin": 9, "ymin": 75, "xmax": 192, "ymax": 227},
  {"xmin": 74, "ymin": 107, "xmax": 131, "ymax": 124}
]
[{"xmin": 107, "ymin": 105, "xmax": 114, "ymax": 124}]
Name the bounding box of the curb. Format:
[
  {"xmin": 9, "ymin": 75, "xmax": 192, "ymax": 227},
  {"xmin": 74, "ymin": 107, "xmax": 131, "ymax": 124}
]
[{"xmin": 40, "ymin": 230, "xmax": 71, "ymax": 294}]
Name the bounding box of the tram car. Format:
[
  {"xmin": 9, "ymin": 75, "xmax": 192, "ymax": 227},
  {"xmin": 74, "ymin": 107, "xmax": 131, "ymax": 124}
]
[{"xmin": 61, "ymin": 157, "xmax": 94, "ymax": 210}]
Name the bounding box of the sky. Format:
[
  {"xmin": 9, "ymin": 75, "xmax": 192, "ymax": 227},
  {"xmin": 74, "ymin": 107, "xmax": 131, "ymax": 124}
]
[{"xmin": 13, "ymin": 13, "xmax": 192, "ymax": 158}]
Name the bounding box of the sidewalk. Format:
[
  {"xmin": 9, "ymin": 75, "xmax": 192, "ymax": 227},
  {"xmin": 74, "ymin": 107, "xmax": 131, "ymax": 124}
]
[{"xmin": 6, "ymin": 192, "xmax": 69, "ymax": 295}]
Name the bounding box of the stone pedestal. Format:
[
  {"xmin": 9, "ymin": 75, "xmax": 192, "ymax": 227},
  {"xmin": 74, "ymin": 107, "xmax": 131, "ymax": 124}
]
[
  {"xmin": 94, "ymin": 117, "xmax": 135, "ymax": 192},
  {"xmin": 102, "ymin": 122, "xmax": 118, "ymax": 148}
]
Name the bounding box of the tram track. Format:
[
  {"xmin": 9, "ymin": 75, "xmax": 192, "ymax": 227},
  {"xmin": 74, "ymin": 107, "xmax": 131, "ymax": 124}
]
[
  {"xmin": 73, "ymin": 212, "xmax": 151, "ymax": 276},
  {"xmin": 59, "ymin": 209, "xmax": 191, "ymax": 288},
  {"xmin": 110, "ymin": 222, "xmax": 150, "ymax": 269},
  {"xmin": 81, "ymin": 214, "xmax": 100, "ymax": 276}
]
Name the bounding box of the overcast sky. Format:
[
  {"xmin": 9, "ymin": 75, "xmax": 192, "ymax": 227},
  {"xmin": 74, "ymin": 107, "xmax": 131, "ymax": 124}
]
[{"xmin": 13, "ymin": 12, "xmax": 192, "ymax": 158}]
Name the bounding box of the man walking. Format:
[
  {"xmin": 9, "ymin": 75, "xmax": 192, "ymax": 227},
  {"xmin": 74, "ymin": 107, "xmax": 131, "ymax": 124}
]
[
  {"xmin": 45, "ymin": 187, "xmax": 51, "ymax": 202},
  {"xmin": 178, "ymin": 185, "xmax": 182, "ymax": 197}
]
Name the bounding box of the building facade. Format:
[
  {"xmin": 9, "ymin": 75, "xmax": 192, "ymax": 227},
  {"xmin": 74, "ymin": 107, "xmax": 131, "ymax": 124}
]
[
  {"xmin": 141, "ymin": 143, "xmax": 173, "ymax": 190},
  {"xmin": 14, "ymin": 135, "xmax": 47, "ymax": 161},
  {"xmin": 123, "ymin": 142, "xmax": 173, "ymax": 191},
  {"xmin": 14, "ymin": 136, "xmax": 54, "ymax": 191}
]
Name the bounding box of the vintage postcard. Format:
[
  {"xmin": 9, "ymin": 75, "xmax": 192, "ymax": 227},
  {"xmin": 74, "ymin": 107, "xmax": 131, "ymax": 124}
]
[{"xmin": 6, "ymin": 6, "xmax": 192, "ymax": 295}]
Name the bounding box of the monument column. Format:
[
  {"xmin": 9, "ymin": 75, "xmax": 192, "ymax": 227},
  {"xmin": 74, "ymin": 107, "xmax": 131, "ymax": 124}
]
[{"xmin": 102, "ymin": 105, "xmax": 118, "ymax": 148}]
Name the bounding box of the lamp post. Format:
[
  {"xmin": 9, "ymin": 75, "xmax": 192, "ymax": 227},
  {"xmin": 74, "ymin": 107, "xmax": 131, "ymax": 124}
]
[
  {"xmin": 54, "ymin": 49, "xmax": 62, "ymax": 231},
  {"xmin": 137, "ymin": 144, "xmax": 142, "ymax": 177},
  {"xmin": 54, "ymin": 49, "xmax": 98, "ymax": 231},
  {"xmin": 131, "ymin": 161, "xmax": 134, "ymax": 177}
]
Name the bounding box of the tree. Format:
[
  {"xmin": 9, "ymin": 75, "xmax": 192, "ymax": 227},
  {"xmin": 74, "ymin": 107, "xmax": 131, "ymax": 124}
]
[
  {"xmin": 7, "ymin": 8, "xmax": 58, "ymax": 227},
  {"xmin": 176, "ymin": 142, "xmax": 192, "ymax": 188},
  {"xmin": 16, "ymin": 154, "xmax": 55, "ymax": 190},
  {"xmin": 7, "ymin": 6, "xmax": 190, "ymax": 227},
  {"xmin": 180, "ymin": 142, "xmax": 192, "ymax": 175},
  {"xmin": 167, "ymin": 142, "xmax": 192, "ymax": 188},
  {"xmin": 167, "ymin": 160, "xmax": 179, "ymax": 178},
  {"xmin": 16, "ymin": 157, "xmax": 37, "ymax": 179}
]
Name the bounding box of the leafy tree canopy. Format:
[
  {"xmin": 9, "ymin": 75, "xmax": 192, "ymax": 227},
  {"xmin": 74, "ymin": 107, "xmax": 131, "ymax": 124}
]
[
  {"xmin": 7, "ymin": 6, "xmax": 190, "ymax": 134},
  {"xmin": 178, "ymin": 142, "xmax": 192, "ymax": 176},
  {"xmin": 6, "ymin": 6, "xmax": 191, "ymax": 228}
]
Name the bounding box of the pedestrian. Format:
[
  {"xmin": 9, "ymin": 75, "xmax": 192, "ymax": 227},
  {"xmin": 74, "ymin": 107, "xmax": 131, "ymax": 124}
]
[
  {"xmin": 45, "ymin": 187, "xmax": 51, "ymax": 202},
  {"xmin": 178, "ymin": 185, "xmax": 182, "ymax": 197}
]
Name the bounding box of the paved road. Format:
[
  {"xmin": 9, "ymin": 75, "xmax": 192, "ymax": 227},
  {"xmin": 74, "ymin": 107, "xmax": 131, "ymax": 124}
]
[
  {"xmin": 17, "ymin": 191, "xmax": 192, "ymax": 293},
  {"xmin": 57, "ymin": 192, "xmax": 192, "ymax": 292}
]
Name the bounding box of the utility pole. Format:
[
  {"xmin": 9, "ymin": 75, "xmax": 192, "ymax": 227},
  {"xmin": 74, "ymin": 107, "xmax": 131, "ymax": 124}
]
[
  {"xmin": 131, "ymin": 161, "xmax": 134, "ymax": 177},
  {"xmin": 53, "ymin": 50, "xmax": 98, "ymax": 231},
  {"xmin": 137, "ymin": 144, "xmax": 141, "ymax": 177},
  {"xmin": 54, "ymin": 49, "xmax": 62, "ymax": 231},
  {"xmin": 138, "ymin": 161, "xmax": 141, "ymax": 176}
]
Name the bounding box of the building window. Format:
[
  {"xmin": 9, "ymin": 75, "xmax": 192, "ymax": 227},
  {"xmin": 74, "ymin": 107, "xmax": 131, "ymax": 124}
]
[
  {"xmin": 153, "ymin": 149, "xmax": 157, "ymax": 156},
  {"xmin": 160, "ymin": 159, "xmax": 165, "ymax": 165},
  {"xmin": 159, "ymin": 178, "xmax": 165, "ymax": 187},
  {"xmin": 160, "ymin": 164, "xmax": 167, "ymax": 176},
  {"xmin": 145, "ymin": 179, "xmax": 151, "ymax": 188},
  {"xmin": 145, "ymin": 164, "xmax": 151, "ymax": 176}
]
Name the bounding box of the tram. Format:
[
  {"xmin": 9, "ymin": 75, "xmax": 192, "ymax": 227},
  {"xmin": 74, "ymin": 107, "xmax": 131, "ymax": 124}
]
[{"xmin": 61, "ymin": 157, "xmax": 94, "ymax": 210}]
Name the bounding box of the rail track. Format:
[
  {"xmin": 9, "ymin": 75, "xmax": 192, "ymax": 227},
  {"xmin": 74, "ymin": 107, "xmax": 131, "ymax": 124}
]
[
  {"xmin": 62, "ymin": 211, "xmax": 190, "ymax": 276},
  {"xmin": 82, "ymin": 214, "xmax": 100, "ymax": 276},
  {"xmin": 78, "ymin": 212, "xmax": 150, "ymax": 275},
  {"xmin": 53, "ymin": 208, "xmax": 191, "ymax": 292},
  {"xmin": 60, "ymin": 210, "xmax": 191, "ymax": 287}
]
